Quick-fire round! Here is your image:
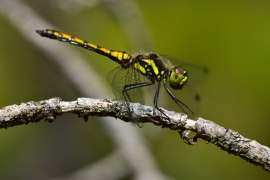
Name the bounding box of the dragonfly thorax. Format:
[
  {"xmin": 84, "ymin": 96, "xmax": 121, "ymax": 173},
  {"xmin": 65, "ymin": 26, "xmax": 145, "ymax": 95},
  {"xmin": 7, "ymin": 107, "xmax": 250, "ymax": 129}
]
[
  {"xmin": 132, "ymin": 54, "xmax": 169, "ymax": 82},
  {"xmin": 168, "ymin": 66, "xmax": 189, "ymax": 90}
]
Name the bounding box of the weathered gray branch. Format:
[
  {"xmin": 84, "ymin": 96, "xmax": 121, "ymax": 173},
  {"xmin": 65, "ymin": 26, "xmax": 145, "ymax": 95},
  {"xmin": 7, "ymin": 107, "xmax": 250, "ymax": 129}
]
[{"xmin": 0, "ymin": 97, "xmax": 269, "ymax": 172}]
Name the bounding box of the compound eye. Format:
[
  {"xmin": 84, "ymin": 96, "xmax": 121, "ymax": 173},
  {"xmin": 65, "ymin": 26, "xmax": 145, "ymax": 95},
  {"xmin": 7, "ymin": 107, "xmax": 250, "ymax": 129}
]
[
  {"xmin": 174, "ymin": 66, "xmax": 184, "ymax": 76},
  {"xmin": 169, "ymin": 66, "xmax": 189, "ymax": 90}
]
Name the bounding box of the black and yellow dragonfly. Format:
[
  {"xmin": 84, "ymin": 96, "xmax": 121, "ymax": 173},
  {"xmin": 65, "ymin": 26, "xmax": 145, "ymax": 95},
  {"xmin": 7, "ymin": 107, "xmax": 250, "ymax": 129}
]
[{"xmin": 36, "ymin": 29, "xmax": 204, "ymax": 121}]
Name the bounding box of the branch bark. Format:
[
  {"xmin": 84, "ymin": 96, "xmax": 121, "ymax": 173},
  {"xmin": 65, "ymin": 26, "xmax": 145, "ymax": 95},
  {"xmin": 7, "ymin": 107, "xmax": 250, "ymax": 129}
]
[{"xmin": 0, "ymin": 97, "xmax": 269, "ymax": 172}]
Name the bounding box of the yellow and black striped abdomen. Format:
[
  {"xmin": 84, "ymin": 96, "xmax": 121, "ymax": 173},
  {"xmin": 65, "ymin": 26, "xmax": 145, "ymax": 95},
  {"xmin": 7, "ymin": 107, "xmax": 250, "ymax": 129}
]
[{"xmin": 36, "ymin": 29, "xmax": 132, "ymax": 65}]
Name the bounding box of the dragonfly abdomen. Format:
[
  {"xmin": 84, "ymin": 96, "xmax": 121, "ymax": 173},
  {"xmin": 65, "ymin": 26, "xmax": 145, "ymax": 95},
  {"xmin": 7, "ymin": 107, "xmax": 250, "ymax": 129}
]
[{"xmin": 36, "ymin": 29, "xmax": 132, "ymax": 66}]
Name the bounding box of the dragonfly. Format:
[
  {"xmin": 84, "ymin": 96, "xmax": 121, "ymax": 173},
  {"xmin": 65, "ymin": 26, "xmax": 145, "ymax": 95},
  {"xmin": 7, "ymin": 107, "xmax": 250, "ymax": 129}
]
[{"xmin": 36, "ymin": 29, "xmax": 204, "ymax": 121}]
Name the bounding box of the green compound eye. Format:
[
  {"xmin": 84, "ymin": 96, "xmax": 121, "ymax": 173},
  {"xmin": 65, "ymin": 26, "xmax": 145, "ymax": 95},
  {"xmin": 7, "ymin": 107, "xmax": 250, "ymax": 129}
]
[{"xmin": 169, "ymin": 66, "xmax": 189, "ymax": 90}]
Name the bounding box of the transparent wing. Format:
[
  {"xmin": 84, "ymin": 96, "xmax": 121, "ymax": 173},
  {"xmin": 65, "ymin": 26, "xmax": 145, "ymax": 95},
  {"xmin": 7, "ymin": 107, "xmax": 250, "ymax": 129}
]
[{"xmin": 107, "ymin": 66, "xmax": 150, "ymax": 105}]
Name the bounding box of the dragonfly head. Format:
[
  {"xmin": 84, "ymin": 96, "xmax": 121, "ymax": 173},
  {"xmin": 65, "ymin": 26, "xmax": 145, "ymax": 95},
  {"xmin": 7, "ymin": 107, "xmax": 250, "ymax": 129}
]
[{"xmin": 169, "ymin": 66, "xmax": 189, "ymax": 90}]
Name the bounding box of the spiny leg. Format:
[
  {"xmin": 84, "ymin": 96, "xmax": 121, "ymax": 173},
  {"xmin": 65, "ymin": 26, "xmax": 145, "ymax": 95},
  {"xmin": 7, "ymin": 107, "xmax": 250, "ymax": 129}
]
[
  {"xmin": 163, "ymin": 83, "xmax": 193, "ymax": 114},
  {"xmin": 153, "ymin": 82, "xmax": 170, "ymax": 120},
  {"xmin": 122, "ymin": 82, "xmax": 154, "ymax": 119}
]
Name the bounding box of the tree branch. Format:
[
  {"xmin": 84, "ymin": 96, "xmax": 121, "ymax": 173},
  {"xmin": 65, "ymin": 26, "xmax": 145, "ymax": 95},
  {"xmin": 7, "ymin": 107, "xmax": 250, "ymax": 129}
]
[{"xmin": 0, "ymin": 97, "xmax": 269, "ymax": 172}]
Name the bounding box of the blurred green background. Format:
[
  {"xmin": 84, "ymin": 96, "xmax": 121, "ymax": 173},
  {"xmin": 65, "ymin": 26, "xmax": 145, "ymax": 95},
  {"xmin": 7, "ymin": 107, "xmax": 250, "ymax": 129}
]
[{"xmin": 0, "ymin": 0, "xmax": 270, "ymax": 179}]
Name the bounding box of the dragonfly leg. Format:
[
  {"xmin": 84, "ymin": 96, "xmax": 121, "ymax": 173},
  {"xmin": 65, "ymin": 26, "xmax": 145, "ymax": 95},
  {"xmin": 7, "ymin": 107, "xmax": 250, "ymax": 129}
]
[
  {"xmin": 122, "ymin": 82, "xmax": 154, "ymax": 120},
  {"xmin": 163, "ymin": 83, "xmax": 193, "ymax": 114},
  {"xmin": 153, "ymin": 82, "xmax": 170, "ymax": 120}
]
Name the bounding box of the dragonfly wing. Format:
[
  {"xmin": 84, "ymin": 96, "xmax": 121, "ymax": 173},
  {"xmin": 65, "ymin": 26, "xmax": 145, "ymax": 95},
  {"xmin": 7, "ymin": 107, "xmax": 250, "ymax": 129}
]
[{"xmin": 107, "ymin": 67, "xmax": 147, "ymax": 104}]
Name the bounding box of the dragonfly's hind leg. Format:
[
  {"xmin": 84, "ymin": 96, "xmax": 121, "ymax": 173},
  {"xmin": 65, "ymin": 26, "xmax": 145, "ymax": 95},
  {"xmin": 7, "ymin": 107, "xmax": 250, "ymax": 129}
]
[{"xmin": 153, "ymin": 82, "xmax": 171, "ymax": 121}]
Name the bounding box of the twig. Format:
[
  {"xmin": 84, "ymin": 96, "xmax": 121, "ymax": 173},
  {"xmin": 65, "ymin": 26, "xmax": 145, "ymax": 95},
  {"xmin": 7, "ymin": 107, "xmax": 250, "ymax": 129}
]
[{"xmin": 0, "ymin": 97, "xmax": 269, "ymax": 172}]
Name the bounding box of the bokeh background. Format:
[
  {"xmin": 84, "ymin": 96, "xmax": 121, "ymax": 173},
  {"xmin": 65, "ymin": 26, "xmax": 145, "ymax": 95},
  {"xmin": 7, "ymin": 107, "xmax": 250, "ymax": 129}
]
[{"xmin": 0, "ymin": 0, "xmax": 270, "ymax": 179}]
